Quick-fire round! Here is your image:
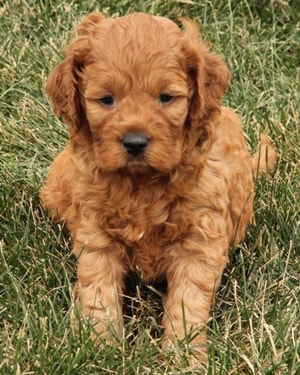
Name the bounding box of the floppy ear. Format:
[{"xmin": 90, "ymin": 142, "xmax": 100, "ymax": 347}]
[
  {"xmin": 45, "ymin": 13, "xmax": 105, "ymax": 135},
  {"xmin": 181, "ymin": 19, "xmax": 231, "ymax": 123},
  {"xmin": 45, "ymin": 56, "xmax": 83, "ymax": 134}
]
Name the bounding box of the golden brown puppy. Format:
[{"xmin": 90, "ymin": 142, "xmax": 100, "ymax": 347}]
[{"xmin": 41, "ymin": 12, "xmax": 275, "ymax": 363}]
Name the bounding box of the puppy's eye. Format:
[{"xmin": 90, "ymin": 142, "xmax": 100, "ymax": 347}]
[
  {"xmin": 99, "ymin": 95, "xmax": 115, "ymax": 106},
  {"xmin": 159, "ymin": 93, "xmax": 174, "ymax": 104}
]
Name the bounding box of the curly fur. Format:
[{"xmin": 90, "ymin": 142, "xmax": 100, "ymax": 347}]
[{"xmin": 41, "ymin": 12, "xmax": 275, "ymax": 363}]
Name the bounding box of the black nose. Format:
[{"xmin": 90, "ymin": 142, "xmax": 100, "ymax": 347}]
[{"xmin": 122, "ymin": 133, "xmax": 149, "ymax": 156}]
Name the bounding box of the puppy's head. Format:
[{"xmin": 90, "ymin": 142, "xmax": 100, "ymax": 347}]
[{"xmin": 46, "ymin": 13, "xmax": 230, "ymax": 174}]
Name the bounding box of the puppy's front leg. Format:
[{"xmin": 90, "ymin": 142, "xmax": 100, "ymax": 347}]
[
  {"xmin": 162, "ymin": 251, "xmax": 227, "ymax": 362},
  {"xmin": 73, "ymin": 236, "xmax": 126, "ymax": 343}
]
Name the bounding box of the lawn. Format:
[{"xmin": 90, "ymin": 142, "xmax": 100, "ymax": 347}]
[{"xmin": 0, "ymin": 0, "xmax": 299, "ymax": 374}]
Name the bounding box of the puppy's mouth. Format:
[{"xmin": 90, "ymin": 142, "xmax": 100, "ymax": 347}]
[{"xmin": 123, "ymin": 151, "xmax": 153, "ymax": 175}]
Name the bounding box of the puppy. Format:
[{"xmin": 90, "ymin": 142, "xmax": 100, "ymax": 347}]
[{"xmin": 41, "ymin": 12, "xmax": 275, "ymax": 363}]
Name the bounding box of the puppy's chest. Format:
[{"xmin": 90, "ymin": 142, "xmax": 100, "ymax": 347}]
[
  {"xmin": 99, "ymin": 190, "xmax": 183, "ymax": 277},
  {"xmin": 106, "ymin": 204, "xmax": 180, "ymax": 281},
  {"xmin": 102, "ymin": 192, "xmax": 172, "ymax": 243}
]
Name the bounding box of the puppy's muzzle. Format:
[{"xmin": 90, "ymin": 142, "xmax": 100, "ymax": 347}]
[{"xmin": 122, "ymin": 132, "xmax": 149, "ymax": 156}]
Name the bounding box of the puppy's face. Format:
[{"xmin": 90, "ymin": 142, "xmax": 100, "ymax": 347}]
[
  {"xmin": 46, "ymin": 13, "xmax": 230, "ymax": 174},
  {"xmin": 82, "ymin": 16, "xmax": 190, "ymax": 173}
]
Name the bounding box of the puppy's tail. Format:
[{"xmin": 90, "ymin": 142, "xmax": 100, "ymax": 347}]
[{"xmin": 252, "ymin": 134, "xmax": 277, "ymax": 177}]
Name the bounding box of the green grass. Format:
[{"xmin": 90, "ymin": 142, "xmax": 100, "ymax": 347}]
[{"xmin": 0, "ymin": 0, "xmax": 299, "ymax": 373}]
